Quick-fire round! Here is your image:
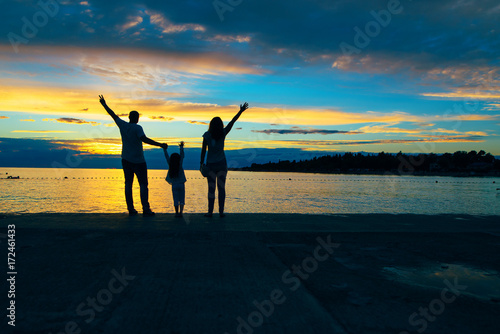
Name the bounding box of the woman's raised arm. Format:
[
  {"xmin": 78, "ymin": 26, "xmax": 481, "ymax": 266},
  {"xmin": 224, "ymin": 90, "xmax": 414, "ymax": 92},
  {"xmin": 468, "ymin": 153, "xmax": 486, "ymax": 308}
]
[{"xmin": 225, "ymin": 102, "xmax": 249, "ymax": 135}]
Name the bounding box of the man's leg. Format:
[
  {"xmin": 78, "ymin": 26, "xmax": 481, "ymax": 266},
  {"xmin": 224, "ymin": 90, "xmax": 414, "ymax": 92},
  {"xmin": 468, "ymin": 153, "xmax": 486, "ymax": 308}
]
[
  {"xmin": 135, "ymin": 162, "xmax": 152, "ymax": 214},
  {"xmin": 122, "ymin": 159, "xmax": 136, "ymax": 214}
]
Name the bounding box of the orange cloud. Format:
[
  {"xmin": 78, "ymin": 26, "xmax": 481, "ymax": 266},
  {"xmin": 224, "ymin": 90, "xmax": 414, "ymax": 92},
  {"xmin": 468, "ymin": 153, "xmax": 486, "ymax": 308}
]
[
  {"xmin": 43, "ymin": 118, "xmax": 100, "ymax": 126},
  {"xmin": 11, "ymin": 130, "xmax": 76, "ymax": 133},
  {"xmin": 422, "ymin": 92, "xmax": 500, "ymax": 99},
  {"xmin": 359, "ymin": 125, "xmax": 490, "ymax": 137},
  {"xmin": 0, "ymin": 44, "xmax": 262, "ymax": 77},
  {"xmin": 20, "ymin": 119, "xmax": 35, "ymax": 122},
  {"xmin": 454, "ymin": 114, "xmax": 499, "ymax": 121},
  {"xmin": 358, "ymin": 125, "xmax": 425, "ymax": 134},
  {"xmin": 187, "ymin": 120, "xmax": 209, "ymax": 125},
  {"xmin": 1, "ymin": 75, "xmax": 498, "ymax": 128},
  {"xmin": 149, "ymin": 116, "xmax": 174, "ymax": 121}
]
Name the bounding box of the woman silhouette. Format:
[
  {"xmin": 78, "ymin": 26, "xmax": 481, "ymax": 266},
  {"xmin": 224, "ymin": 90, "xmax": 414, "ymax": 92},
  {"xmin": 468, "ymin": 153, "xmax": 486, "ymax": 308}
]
[{"xmin": 200, "ymin": 102, "xmax": 249, "ymax": 217}]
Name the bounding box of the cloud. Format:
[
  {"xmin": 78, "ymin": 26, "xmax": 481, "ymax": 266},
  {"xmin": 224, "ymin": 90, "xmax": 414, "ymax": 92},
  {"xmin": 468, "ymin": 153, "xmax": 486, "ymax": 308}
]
[
  {"xmin": 20, "ymin": 119, "xmax": 35, "ymax": 122},
  {"xmin": 484, "ymin": 103, "xmax": 500, "ymax": 111},
  {"xmin": 117, "ymin": 15, "xmax": 143, "ymax": 33},
  {"xmin": 453, "ymin": 114, "xmax": 499, "ymax": 121},
  {"xmin": 332, "ymin": 55, "xmax": 500, "ymax": 99},
  {"xmin": 0, "ymin": 45, "xmax": 265, "ymax": 80},
  {"xmin": 2, "ymin": 0, "xmax": 498, "ymax": 74},
  {"xmin": 149, "ymin": 116, "xmax": 174, "ymax": 121},
  {"xmin": 260, "ymin": 136, "xmax": 486, "ymax": 151},
  {"xmin": 0, "ymin": 116, "xmax": 9, "ymax": 119},
  {"xmin": 358, "ymin": 124, "xmax": 492, "ymax": 138},
  {"xmin": 187, "ymin": 120, "xmax": 209, "ymax": 125},
  {"xmin": 251, "ymin": 128, "xmax": 362, "ymax": 135},
  {"xmin": 358, "ymin": 125, "xmax": 427, "ymax": 135},
  {"xmin": 11, "ymin": 130, "xmax": 76, "ymax": 133},
  {"xmin": 1, "ymin": 80, "xmax": 497, "ymax": 127},
  {"xmin": 206, "ymin": 35, "xmax": 252, "ymax": 43},
  {"xmin": 422, "ymin": 92, "xmax": 500, "ymax": 99},
  {"xmin": 43, "ymin": 118, "xmax": 101, "ymax": 126},
  {"xmin": 146, "ymin": 9, "xmax": 206, "ymax": 34}
]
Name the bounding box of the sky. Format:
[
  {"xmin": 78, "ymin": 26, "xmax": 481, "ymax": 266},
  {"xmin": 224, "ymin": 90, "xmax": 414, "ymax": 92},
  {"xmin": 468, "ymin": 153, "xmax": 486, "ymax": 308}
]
[{"xmin": 1, "ymin": 0, "xmax": 499, "ymax": 169}]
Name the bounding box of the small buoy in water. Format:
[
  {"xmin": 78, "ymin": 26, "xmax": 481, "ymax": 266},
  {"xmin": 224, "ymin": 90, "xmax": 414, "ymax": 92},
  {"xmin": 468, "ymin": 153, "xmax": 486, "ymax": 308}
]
[
  {"xmin": 435, "ymin": 180, "xmax": 438, "ymax": 183},
  {"xmin": 289, "ymin": 178, "xmax": 292, "ymax": 180}
]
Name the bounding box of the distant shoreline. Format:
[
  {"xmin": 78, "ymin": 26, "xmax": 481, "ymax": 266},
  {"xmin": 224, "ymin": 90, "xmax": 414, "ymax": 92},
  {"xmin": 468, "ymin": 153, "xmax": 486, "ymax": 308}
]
[{"xmin": 230, "ymin": 168, "xmax": 500, "ymax": 178}]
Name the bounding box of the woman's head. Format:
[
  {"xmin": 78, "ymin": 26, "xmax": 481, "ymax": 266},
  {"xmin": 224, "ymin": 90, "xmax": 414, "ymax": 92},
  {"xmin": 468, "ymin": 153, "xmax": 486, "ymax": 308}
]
[
  {"xmin": 209, "ymin": 117, "xmax": 224, "ymax": 140},
  {"xmin": 169, "ymin": 153, "xmax": 181, "ymax": 178}
]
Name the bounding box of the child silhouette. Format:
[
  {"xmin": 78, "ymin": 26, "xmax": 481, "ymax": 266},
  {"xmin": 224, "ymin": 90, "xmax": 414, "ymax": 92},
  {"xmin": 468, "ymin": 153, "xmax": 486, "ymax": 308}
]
[{"xmin": 164, "ymin": 141, "xmax": 187, "ymax": 217}]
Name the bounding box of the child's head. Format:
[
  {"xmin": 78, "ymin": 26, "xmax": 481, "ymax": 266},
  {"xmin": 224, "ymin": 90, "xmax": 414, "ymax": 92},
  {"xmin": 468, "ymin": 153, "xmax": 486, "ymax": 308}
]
[{"xmin": 169, "ymin": 153, "xmax": 181, "ymax": 178}]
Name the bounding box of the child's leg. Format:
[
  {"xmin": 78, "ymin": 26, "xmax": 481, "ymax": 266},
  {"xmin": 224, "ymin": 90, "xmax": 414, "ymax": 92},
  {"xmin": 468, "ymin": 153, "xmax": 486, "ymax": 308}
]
[
  {"xmin": 180, "ymin": 184, "xmax": 185, "ymax": 215},
  {"xmin": 172, "ymin": 185, "xmax": 179, "ymax": 215}
]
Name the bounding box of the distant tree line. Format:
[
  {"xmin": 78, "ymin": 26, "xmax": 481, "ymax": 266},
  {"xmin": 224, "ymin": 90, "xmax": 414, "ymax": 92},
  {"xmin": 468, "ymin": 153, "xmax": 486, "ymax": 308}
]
[{"xmin": 238, "ymin": 150, "xmax": 500, "ymax": 175}]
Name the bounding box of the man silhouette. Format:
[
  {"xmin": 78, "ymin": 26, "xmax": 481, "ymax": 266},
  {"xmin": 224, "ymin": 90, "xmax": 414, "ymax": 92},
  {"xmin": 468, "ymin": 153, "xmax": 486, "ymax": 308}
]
[{"xmin": 99, "ymin": 95, "xmax": 167, "ymax": 216}]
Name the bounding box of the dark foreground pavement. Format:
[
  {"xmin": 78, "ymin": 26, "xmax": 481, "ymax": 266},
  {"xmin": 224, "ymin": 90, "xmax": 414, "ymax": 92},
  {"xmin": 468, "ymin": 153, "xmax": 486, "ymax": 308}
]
[{"xmin": 1, "ymin": 213, "xmax": 499, "ymax": 333}]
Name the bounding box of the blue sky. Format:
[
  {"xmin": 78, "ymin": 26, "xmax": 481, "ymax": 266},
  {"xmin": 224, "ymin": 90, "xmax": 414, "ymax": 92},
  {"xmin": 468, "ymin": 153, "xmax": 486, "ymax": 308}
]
[{"xmin": 1, "ymin": 0, "xmax": 499, "ymax": 168}]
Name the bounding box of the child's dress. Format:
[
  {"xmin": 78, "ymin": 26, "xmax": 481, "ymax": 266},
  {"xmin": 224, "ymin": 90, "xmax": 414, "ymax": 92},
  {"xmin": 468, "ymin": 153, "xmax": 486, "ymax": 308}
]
[{"xmin": 164, "ymin": 146, "xmax": 187, "ymax": 206}]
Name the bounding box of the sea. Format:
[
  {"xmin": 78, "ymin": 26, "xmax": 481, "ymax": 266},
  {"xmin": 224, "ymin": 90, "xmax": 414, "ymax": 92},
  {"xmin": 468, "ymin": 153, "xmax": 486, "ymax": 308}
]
[{"xmin": 0, "ymin": 168, "xmax": 499, "ymax": 215}]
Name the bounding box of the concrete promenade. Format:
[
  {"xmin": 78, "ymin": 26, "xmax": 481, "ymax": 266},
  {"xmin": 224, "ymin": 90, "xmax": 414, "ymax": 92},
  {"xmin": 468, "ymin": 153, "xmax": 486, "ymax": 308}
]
[{"xmin": 1, "ymin": 213, "xmax": 499, "ymax": 333}]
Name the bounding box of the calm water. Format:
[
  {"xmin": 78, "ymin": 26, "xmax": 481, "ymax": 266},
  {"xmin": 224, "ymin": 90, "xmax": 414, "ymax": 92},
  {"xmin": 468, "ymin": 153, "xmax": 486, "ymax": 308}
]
[{"xmin": 0, "ymin": 168, "xmax": 498, "ymax": 215}]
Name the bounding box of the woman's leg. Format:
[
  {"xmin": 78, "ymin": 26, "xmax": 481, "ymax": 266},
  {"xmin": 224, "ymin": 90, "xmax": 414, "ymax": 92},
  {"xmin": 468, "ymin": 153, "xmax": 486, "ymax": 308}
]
[
  {"xmin": 217, "ymin": 170, "xmax": 227, "ymax": 215},
  {"xmin": 207, "ymin": 171, "xmax": 216, "ymax": 214}
]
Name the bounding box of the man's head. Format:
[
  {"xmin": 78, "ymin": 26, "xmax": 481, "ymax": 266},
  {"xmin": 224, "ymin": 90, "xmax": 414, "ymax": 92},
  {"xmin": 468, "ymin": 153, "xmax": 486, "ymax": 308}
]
[{"xmin": 129, "ymin": 111, "xmax": 139, "ymax": 123}]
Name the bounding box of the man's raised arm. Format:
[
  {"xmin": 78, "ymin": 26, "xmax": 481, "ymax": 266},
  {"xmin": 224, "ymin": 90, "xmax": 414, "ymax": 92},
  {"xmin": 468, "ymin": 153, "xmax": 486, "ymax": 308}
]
[{"xmin": 99, "ymin": 95, "xmax": 119, "ymax": 121}]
